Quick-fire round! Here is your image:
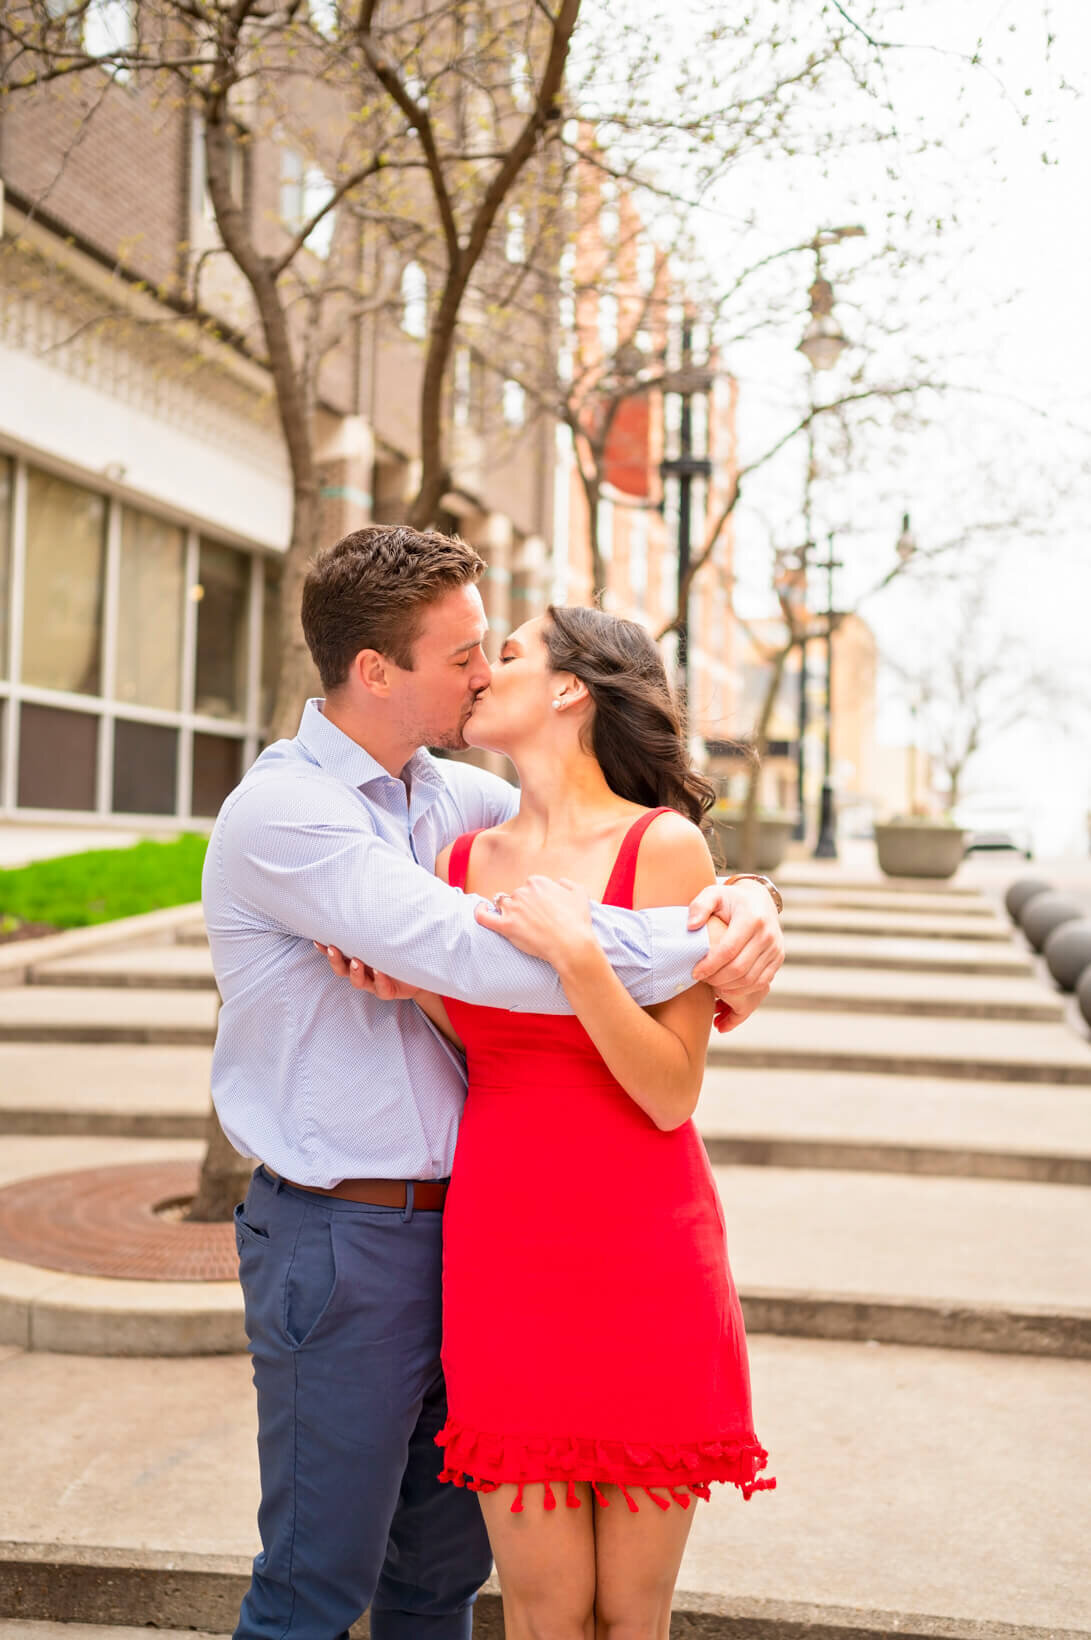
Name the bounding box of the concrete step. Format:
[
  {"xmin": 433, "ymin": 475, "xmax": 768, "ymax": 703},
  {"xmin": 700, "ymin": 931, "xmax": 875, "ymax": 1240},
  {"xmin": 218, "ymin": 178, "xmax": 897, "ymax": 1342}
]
[
  {"xmin": 783, "ymin": 907, "xmax": 1012, "ymax": 942},
  {"xmin": 174, "ymin": 925, "xmax": 209, "ymax": 947},
  {"xmin": 0, "ymin": 988, "xmax": 216, "ymax": 1047},
  {"xmin": 785, "ymin": 930, "xmax": 1034, "ymax": 976},
  {"xmin": 0, "ymin": 1625, "xmax": 225, "ymax": 1639},
  {"xmin": 718, "ymin": 1163, "xmax": 1091, "ymax": 1355},
  {"xmin": 712, "ymin": 1007, "xmax": 1091, "ymax": 1084},
  {"xmin": 767, "ymin": 964, "xmax": 1063, "ymax": 1021},
  {"xmin": 29, "ymin": 946, "xmax": 217, "ymax": 991},
  {"xmin": 785, "ymin": 886, "xmax": 999, "ymax": 917},
  {"xmin": 0, "ymin": 1044, "xmax": 212, "ymax": 1138},
  {"xmin": 0, "ymin": 1341, "xmax": 1087, "ymax": 1636},
  {"xmin": 698, "ymin": 1067, "xmax": 1091, "ymax": 1185},
  {"xmin": 778, "ymin": 868, "xmax": 983, "ymax": 897}
]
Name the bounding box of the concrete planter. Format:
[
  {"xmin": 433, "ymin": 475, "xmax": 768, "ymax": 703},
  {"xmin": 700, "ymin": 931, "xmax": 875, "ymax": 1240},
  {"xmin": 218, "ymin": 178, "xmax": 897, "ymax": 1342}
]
[
  {"xmin": 710, "ymin": 812, "xmax": 795, "ymax": 873},
  {"xmin": 874, "ymin": 823, "xmax": 967, "ymax": 880}
]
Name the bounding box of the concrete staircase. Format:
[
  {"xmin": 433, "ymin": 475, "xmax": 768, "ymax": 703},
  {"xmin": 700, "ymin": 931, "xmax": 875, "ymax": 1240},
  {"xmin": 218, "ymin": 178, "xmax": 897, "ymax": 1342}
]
[{"xmin": 0, "ymin": 866, "xmax": 1089, "ymax": 1637}]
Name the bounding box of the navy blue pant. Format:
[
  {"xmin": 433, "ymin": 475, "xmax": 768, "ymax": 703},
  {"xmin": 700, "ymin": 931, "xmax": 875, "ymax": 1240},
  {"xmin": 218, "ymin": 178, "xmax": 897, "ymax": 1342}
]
[{"xmin": 233, "ymin": 1166, "xmax": 493, "ymax": 1639}]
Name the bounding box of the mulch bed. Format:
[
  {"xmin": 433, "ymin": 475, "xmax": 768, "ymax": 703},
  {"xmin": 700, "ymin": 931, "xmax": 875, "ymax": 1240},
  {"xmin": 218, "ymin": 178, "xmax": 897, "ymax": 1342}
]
[{"xmin": 0, "ymin": 921, "xmax": 60, "ymax": 945}]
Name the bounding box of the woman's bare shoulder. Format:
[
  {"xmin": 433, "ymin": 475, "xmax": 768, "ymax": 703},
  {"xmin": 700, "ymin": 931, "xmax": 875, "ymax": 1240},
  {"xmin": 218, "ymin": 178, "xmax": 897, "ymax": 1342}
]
[
  {"xmin": 634, "ymin": 810, "xmax": 716, "ymax": 909},
  {"xmin": 436, "ymin": 821, "xmax": 514, "ymax": 885}
]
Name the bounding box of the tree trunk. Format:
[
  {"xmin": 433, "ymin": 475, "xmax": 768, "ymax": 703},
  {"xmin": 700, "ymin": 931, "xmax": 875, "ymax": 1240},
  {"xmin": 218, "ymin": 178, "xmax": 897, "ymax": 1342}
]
[
  {"xmin": 269, "ymin": 483, "xmax": 322, "ymax": 743},
  {"xmin": 186, "ymin": 1108, "xmax": 252, "ymax": 1222}
]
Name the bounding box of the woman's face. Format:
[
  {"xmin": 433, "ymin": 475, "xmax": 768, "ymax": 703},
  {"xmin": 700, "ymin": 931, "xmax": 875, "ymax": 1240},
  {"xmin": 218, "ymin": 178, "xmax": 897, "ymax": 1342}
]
[{"xmin": 463, "ymin": 616, "xmax": 563, "ymax": 753}]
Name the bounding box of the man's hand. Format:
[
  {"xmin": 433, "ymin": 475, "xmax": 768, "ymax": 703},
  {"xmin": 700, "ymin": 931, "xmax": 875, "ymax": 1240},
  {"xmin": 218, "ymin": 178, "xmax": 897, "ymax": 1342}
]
[
  {"xmin": 314, "ymin": 943, "xmax": 420, "ymax": 1002},
  {"xmin": 687, "ymin": 879, "xmax": 784, "ymax": 1033}
]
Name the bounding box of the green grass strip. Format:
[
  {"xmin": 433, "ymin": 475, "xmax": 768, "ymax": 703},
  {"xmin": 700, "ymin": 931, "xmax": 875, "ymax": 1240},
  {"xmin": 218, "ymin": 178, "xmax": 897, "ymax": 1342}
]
[{"xmin": 0, "ymin": 834, "xmax": 209, "ymax": 932}]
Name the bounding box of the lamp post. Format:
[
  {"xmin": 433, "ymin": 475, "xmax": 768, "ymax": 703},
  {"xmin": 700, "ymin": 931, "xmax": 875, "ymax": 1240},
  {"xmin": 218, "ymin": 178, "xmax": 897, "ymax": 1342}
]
[
  {"xmin": 813, "ymin": 512, "xmax": 916, "ymax": 858},
  {"xmin": 660, "ymin": 314, "xmax": 713, "ymax": 727},
  {"xmin": 793, "ymin": 225, "xmax": 864, "ymax": 844}
]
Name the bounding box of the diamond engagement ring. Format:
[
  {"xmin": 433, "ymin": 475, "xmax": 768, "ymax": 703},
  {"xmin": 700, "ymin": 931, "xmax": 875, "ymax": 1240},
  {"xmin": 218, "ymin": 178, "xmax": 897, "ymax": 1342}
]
[{"xmin": 493, "ymin": 893, "xmax": 512, "ymax": 914}]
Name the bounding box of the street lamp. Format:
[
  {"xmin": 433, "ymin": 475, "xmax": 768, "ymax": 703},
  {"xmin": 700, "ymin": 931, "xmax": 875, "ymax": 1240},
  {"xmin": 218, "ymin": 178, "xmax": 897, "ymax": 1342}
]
[
  {"xmin": 813, "ymin": 513, "xmax": 917, "ymax": 860},
  {"xmin": 794, "ymin": 225, "xmax": 865, "ymax": 844},
  {"xmin": 659, "ymin": 313, "xmax": 713, "ymax": 728},
  {"xmin": 812, "ymin": 533, "xmax": 843, "ymax": 859},
  {"xmin": 797, "ymin": 226, "xmax": 864, "ymax": 371}
]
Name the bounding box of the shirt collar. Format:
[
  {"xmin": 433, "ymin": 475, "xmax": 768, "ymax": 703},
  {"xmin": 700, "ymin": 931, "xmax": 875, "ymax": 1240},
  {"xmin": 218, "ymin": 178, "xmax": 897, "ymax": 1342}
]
[{"xmin": 295, "ymin": 699, "xmax": 446, "ymax": 797}]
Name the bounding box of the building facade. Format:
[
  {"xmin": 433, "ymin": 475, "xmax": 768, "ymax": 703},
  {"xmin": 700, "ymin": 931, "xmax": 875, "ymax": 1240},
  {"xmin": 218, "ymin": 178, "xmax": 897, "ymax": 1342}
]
[{"xmin": 0, "ymin": 26, "xmax": 556, "ymax": 824}]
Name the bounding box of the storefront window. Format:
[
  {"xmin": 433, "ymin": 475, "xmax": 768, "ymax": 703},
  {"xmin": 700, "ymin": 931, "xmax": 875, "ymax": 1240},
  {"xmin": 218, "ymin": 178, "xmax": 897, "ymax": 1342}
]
[
  {"xmin": 23, "ymin": 468, "xmax": 106, "ymax": 696},
  {"xmin": 117, "ymin": 508, "xmax": 185, "ymax": 710},
  {"xmin": 113, "ymin": 720, "xmax": 178, "ymax": 815},
  {"xmin": 18, "ymin": 703, "xmax": 99, "ymax": 810},
  {"xmin": 0, "ymin": 458, "xmax": 11, "ymax": 677},
  {"xmin": 194, "ymin": 540, "xmax": 250, "ymax": 720}
]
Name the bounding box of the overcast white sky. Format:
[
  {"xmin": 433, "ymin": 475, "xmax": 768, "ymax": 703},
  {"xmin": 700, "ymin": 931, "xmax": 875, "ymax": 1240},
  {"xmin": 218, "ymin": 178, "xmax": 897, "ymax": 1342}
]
[{"xmin": 669, "ymin": 0, "xmax": 1091, "ymax": 853}]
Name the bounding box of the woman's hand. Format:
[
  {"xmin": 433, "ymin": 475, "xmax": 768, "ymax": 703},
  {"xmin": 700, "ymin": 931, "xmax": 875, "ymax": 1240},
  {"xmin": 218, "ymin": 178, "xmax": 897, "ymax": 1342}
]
[
  {"xmin": 314, "ymin": 943, "xmax": 420, "ymax": 1002},
  {"xmin": 474, "ymin": 876, "xmax": 597, "ymax": 971}
]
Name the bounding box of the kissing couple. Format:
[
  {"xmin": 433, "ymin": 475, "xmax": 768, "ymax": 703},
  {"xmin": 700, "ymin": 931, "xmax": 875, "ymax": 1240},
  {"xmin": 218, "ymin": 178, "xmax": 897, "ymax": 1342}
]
[{"xmin": 203, "ymin": 523, "xmax": 780, "ymax": 1640}]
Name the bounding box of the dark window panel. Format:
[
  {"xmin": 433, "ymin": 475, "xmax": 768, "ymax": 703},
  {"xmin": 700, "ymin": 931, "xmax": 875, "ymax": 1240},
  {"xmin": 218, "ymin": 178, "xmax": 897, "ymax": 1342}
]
[
  {"xmin": 113, "ymin": 719, "xmax": 178, "ymax": 815},
  {"xmin": 17, "ymin": 704, "xmax": 99, "ymax": 811},
  {"xmin": 192, "ymin": 732, "xmax": 243, "ymax": 817}
]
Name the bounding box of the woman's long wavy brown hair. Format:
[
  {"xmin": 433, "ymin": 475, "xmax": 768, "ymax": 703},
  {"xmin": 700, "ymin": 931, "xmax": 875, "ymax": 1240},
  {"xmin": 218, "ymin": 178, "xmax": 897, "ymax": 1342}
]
[{"xmin": 542, "ymin": 605, "xmax": 717, "ymax": 827}]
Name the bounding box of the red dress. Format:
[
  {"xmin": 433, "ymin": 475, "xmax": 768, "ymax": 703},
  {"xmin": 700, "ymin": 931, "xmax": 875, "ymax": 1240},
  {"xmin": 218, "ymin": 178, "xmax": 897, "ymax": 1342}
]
[{"xmin": 436, "ymin": 808, "xmax": 774, "ymax": 1513}]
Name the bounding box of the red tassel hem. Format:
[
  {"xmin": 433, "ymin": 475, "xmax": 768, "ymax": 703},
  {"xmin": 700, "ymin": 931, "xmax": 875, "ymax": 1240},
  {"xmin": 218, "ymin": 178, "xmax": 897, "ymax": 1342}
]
[{"xmin": 435, "ymin": 1419, "xmax": 775, "ymax": 1512}]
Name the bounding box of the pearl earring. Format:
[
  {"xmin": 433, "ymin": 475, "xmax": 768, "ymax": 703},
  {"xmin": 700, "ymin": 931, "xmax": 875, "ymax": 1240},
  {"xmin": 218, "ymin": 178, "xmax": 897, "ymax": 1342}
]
[{"xmin": 552, "ymin": 699, "xmax": 563, "ymax": 710}]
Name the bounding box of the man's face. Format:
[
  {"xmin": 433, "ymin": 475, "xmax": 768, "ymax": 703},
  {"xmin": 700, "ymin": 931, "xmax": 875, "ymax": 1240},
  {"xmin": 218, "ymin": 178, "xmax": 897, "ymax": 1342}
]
[{"xmin": 388, "ymin": 583, "xmax": 493, "ymax": 751}]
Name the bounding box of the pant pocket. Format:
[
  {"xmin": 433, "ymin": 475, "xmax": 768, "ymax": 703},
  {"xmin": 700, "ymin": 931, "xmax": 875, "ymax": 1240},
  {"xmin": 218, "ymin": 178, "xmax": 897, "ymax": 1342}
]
[
  {"xmin": 234, "ymin": 1201, "xmax": 270, "ymax": 1251},
  {"xmin": 283, "ymin": 1212, "xmax": 341, "ymax": 1349}
]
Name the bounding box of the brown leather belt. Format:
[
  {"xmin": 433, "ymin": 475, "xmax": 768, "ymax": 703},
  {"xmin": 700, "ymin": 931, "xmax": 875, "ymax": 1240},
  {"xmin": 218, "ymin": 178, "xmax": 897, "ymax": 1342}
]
[{"xmin": 263, "ymin": 1167, "xmax": 448, "ymax": 1211}]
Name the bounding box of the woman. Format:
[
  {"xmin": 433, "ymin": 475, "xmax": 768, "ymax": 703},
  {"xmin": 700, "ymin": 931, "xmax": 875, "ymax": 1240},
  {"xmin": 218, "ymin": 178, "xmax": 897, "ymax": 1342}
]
[{"xmin": 398, "ymin": 604, "xmax": 773, "ymax": 1640}]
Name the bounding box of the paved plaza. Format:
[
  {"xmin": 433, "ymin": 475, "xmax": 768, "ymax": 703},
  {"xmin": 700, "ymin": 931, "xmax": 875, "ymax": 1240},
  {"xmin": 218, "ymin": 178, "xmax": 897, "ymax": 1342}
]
[{"xmin": 0, "ymin": 851, "xmax": 1089, "ymax": 1636}]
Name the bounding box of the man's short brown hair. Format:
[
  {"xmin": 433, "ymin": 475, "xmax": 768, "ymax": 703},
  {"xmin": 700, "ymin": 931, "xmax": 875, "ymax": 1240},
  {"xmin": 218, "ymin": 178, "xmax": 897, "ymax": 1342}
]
[{"xmin": 301, "ymin": 524, "xmax": 486, "ymax": 690}]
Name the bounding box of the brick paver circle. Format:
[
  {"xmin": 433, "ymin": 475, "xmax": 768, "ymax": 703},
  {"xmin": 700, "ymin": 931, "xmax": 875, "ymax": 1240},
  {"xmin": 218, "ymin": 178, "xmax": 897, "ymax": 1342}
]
[{"xmin": 0, "ymin": 1161, "xmax": 238, "ymax": 1281}]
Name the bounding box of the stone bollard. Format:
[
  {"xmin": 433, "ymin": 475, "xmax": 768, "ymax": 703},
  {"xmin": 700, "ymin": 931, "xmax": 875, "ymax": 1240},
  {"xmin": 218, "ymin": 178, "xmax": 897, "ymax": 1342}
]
[
  {"xmin": 1019, "ymin": 892, "xmax": 1084, "ymax": 953},
  {"xmin": 1004, "ymin": 877, "xmax": 1053, "ymax": 922},
  {"xmin": 1043, "ymin": 919, "xmax": 1091, "ymax": 993},
  {"xmin": 1077, "ymin": 963, "xmax": 1091, "ymax": 1030}
]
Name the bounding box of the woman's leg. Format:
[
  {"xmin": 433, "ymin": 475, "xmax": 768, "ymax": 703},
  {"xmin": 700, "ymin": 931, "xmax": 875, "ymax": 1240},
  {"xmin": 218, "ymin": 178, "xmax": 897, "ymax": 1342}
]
[
  {"xmin": 592, "ymin": 1486, "xmax": 697, "ymax": 1640},
  {"xmin": 479, "ymin": 1484, "xmax": 597, "ymax": 1640}
]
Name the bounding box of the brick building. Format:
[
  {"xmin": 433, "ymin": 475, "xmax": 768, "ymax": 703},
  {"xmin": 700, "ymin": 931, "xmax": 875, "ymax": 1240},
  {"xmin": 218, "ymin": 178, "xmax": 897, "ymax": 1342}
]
[{"xmin": 0, "ymin": 20, "xmax": 556, "ymax": 824}]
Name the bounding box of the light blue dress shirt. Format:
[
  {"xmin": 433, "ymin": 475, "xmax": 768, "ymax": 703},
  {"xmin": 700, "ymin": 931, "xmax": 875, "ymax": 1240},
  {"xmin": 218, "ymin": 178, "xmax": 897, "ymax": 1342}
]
[{"xmin": 203, "ymin": 700, "xmax": 710, "ymax": 1186}]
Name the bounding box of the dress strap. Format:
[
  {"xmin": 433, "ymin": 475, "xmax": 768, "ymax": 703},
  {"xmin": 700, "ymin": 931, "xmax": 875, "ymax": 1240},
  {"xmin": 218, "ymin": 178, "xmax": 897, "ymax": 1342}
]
[
  {"xmin": 447, "ymin": 828, "xmax": 487, "ymax": 893},
  {"xmin": 602, "ymin": 807, "xmax": 676, "ymax": 909}
]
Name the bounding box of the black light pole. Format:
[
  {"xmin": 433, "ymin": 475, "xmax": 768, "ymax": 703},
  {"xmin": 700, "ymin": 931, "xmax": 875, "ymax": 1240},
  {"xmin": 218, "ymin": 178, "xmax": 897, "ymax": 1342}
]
[
  {"xmin": 813, "ymin": 531, "xmax": 843, "ymax": 859},
  {"xmin": 660, "ymin": 315, "xmax": 712, "ymax": 728},
  {"xmin": 793, "ymin": 625, "xmax": 809, "ymax": 841}
]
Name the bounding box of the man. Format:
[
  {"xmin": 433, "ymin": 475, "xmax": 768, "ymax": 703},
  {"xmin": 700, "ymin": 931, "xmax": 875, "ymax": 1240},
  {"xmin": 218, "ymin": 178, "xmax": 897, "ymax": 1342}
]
[{"xmin": 204, "ymin": 524, "xmax": 784, "ymax": 1640}]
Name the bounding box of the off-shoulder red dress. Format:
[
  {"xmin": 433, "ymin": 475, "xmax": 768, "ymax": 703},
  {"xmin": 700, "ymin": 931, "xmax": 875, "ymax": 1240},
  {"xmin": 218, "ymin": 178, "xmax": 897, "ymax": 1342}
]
[{"xmin": 435, "ymin": 808, "xmax": 774, "ymax": 1513}]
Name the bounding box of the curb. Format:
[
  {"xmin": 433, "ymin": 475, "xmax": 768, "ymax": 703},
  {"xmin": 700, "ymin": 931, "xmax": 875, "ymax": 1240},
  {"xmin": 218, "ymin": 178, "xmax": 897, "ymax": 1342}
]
[
  {"xmin": 702, "ymin": 1136, "xmax": 1091, "ymax": 1186},
  {"xmin": 707, "ymin": 1045, "xmax": 1091, "ymax": 1086},
  {"xmin": 0, "ymin": 903, "xmax": 204, "ymax": 987},
  {"xmin": 764, "ymin": 992, "xmax": 1063, "ymax": 1023},
  {"xmin": 740, "ymin": 1289, "xmax": 1091, "ymax": 1359},
  {"xmin": 1, "ymin": 1544, "xmax": 1086, "ymax": 1640},
  {"xmin": 785, "ymin": 950, "xmax": 1034, "ymax": 976},
  {"xmin": 2, "ymin": 1257, "xmax": 1087, "ymax": 1359},
  {"xmin": 781, "ymin": 919, "xmax": 1011, "ymax": 942}
]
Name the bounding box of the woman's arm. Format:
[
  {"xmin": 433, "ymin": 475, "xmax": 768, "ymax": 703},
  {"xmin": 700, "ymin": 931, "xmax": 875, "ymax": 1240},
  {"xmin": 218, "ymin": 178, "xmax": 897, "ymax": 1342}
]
[{"xmin": 481, "ymin": 815, "xmax": 717, "ymax": 1131}]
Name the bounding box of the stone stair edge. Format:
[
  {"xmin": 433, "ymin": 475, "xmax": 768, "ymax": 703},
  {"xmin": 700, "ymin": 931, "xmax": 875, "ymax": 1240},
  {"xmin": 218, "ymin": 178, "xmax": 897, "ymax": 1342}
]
[
  {"xmin": 0, "ymin": 905, "xmax": 205, "ymax": 983},
  {"xmin": 3, "ymin": 1257, "xmax": 1089, "ymax": 1360},
  {"xmin": 0, "ymin": 1541, "xmax": 1084, "ymax": 1640}
]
